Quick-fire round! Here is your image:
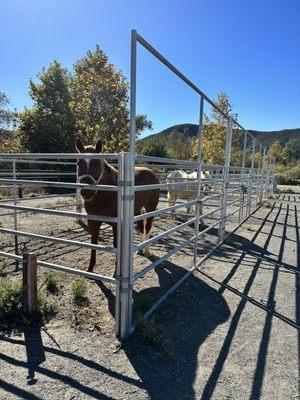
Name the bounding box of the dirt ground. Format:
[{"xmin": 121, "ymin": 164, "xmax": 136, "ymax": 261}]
[{"xmin": 0, "ymin": 189, "xmax": 299, "ymax": 399}]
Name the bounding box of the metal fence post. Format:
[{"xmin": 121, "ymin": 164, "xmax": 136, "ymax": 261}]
[
  {"xmin": 247, "ymin": 137, "xmax": 256, "ymax": 215},
  {"xmin": 114, "ymin": 155, "xmax": 123, "ymax": 337},
  {"xmin": 256, "ymin": 144, "xmax": 262, "ymax": 205},
  {"xmin": 22, "ymin": 249, "xmax": 38, "ymax": 316},
  {"xmin": 119, "ymin": 152, "xmax": 134, "ymax": 339},
  {"xmin": 267, "ymin": 154, "xmax": 272, "ymax": 196},
  {"xmin": 239, "ymin": 130, "xmax": 247, "ymax": 222},
  {"xmin": 194, "ymin": 96, "xmax": 204, "ymax": 268},
  {"xmin": 271, "ymin": 157, "xmax": 276, "ymax": 194},
  {"xmin": 76, "ymin": 163, "xmax": 82, "ymax": 222},
  {"xmin": 218, "ymin": 119, "xmax": 233, "ymax": 241},
  {"xmin": 117, "ymin": 29, "xmax": 138, "ymax": 338},
  {"xmin": 12, "ymin": 160, "xmax": 19, "ymax": 269},
  {"xmin": 261, "ymin": 146, "xmax": 267, "ymax": 202},
  {"xmin": 129, "ymin": 29, "xmax": 137, "ymax": 154}
]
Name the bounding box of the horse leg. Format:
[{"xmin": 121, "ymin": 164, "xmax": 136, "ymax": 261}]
[
  {"xmin": 169, "ymin": 192, "xmax": 177, "ymax": 220},
  {"xmin": 186, "ymin": 199, "xmax": 191, "ymax": 215},
  {"xmin": 136, "ymin": 218, "xmax": 145, "ymax": 255},
  {"xmin": 143, "ymin": 216, "xmax": 154, "ymax": 257},
  {"xmin": 87, "ymin": 221, "xmax": 101, "ymax": 272}
]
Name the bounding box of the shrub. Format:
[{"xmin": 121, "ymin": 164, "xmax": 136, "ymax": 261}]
[
  {"xmin": 72, "ymin": 278, "xmax": 88, "ymax": 305},
  {"xmin": 45, "ymin": 272, "xmax": 59, "ymax": 294},
  {"xmin": 0, "ymin": 277, "xmax": 22, "ymax": 325},
  {"xmin": 37, "ymin": 294, "xmax": 56, "ymax": 320},
  {"xmin": 0, "ymin": 277, "xmax": 56, "ymax": 330},
  {"xmin": 136, "ymin": 314, "xmax": 164, "ymax": 345}
]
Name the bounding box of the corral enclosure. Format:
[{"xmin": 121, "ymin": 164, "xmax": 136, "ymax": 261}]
[{"xmin": 0, "ymin": 31, "xmax": 277, "ymax": 340}]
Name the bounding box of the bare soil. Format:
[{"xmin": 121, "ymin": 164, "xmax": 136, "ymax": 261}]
[{"xmin": 0, "ymin": 190, "xmax": 299, "ymax": 399}]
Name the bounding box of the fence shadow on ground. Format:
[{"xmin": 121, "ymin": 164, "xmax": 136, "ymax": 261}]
[
  {"xmin": 98, "ymin": 259, "xmax": 230, "ymax": 400},
  {"xmin": 0, "ymin": 198, "xmax": 298, "ymax": 400}
]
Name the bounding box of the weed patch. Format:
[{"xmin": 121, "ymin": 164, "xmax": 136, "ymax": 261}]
[{"xmin": 72, "ymin": 278, "xmax": 88, "ymax": 306}]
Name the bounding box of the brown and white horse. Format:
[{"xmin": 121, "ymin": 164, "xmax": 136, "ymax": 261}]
[{"xmin": 76, "ymin": 138, "xmax": 160, "ymax": 273}]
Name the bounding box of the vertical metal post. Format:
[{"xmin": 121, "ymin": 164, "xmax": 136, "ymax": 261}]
[
  {"xmin": 261, "ymin": 147, "xmax": 267, "ymax": 202},
  {"xmin": 218, "ymin": 119, "xmax": 233, "ymax": 241},
  {"xmin": 115, "ymin": 155, "xmax": 123, "ymax": 337},
  {"xmin": 129, "ymin": 29, "xmax": 137, "ymax": 154},
  {"xmin": 242, "ymin": 130, "xmax": 247, "ymax": 170},
  {"xmin": 76, "ymin": 163, "xmax": 82, "ymax": 222},
  {"xmin": 239, "ymin": 130, "xmax": 247, "ymax": 222},
  {"xmin": 23, "ymin": 250, "xmax": 38, "ymax": 316},
  {"xmin": 193, "ymin": 96, "xmax": 204, "ymax": 268},
  {"xmin": 256, "ymin": 144, "xmax": 262, "ymax": 205},
  {"xmin": 271, "ymin": 156, "xmax": 276, "ymax": 194},
  {"xmin": 267, "ymin": 154, "xmax": 271, "ymax": 196},
  {"xmin": 247, "ymin": 137, "xmax": 256, "ymax": 215},
  {"xmin": 119, "ymin": 152, "xmax": 134, "ymax": 339},
  {"xmin": 12, "ymin": 161, "xmax": 19, "ymax": 269}
]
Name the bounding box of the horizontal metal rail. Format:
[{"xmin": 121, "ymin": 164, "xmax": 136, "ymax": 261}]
[
  {"xmin": 134, "ymin": 180, "xmax": 200, "ymax": 192},
  {"xmin": 0, "ymin": 159, "xmax": 76, "ymax": 166},
  {"xmin": 0, "ymin": 172, "xmax": 76, "ymax": 177},
  {"xmin": 136, "ymin": 154, "xmax": 197, "ymax": 166},
  {"xmin": 0, "ymin": 203, "xmax": 117, "ymax": 223},
  {"xmin": 133, "ymin": 198, "xmax": 198, "ymax": 222},
  {"xmin": 0, "ymin": 227, "xmax": 117, "ymax": 253},
  {"xmin": 0, "ymin": 153, "xmax": 120, "ymax": 160},
  {"xmin": 0, "ymin": 193, "xmax": 76, "ymax": 203},
  {"xmin": 0, "ymin": 178, "xmax": 118, "ymax": 192},
  {"xmin": 132, "ymin": 235, "xmax": 196, "ymax": 283},
  {"xmin": 135, "ymin": 217, "xmax": 196, "ymax": 251},
  {"xmin": 38, "ymin": 260, "xmax": 116, "ymax": 283},
  {"xmin": 0, "ymin": 250, "xmax": 116, "ymax": 283}
]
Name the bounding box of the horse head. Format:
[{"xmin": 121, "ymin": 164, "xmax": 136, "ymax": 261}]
[{"xmin": 76, "ymin": 137, "xmax": 104, "ymax": 201}]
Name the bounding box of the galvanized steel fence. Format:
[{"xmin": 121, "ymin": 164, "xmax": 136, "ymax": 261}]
[{"xmin": 0, "ymin": 30, "xmax": 275, "ymax": 339}]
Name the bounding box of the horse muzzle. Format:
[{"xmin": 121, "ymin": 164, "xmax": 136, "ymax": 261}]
[{"xmin": 81, "ymin": 189, "xmax": 95, "ymax": 201}]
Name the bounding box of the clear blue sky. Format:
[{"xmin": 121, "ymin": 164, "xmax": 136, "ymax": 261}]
[{"xmin": 0, "ymin": 0, "xmax": 299, "ymax": 136}]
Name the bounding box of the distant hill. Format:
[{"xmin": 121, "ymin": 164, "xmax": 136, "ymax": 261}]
[{"xmin": 140, "ymin": 124, "xmax": 300, "ymax": 149}]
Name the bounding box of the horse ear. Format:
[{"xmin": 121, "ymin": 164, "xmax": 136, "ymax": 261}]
[
  {"xmin": 95, "ymin": 140, "xmax": 103, "ymax": 153},
  {"xmin": 76, "ymin": 138, "xmax": 85, "ymax": 153}
]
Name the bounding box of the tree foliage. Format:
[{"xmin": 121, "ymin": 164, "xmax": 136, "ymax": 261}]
[
  {"xmin": 0, "ymin": 91, "xmax": 15, "ymax": 128},
  {"xmin": 268, "ymin": 140, "xmax": 283, "ymax": 163},
  {"xmin": 193, "ymin": 92, "xmax": 242, "ymax": 164},
  {"xmin": 18, "ymin": 46, "xmax": 152, "ymax": 153},
  {"xmin": 19, "ymin": 61, "xmax": 76, "ymax": 152}
]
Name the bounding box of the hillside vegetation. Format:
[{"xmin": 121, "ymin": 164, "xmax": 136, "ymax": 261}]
[{"xmin": 139, "ymin": 123, "xmax": 300, "ymax": 152}]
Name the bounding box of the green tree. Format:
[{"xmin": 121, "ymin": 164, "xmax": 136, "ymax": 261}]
[
  {"xmin": 282, "ymin": 137, "xmax": 300, "ymax": 164},
  {"xmin": 70, "ymin": 45, "xmax": 151, "ymax": 152},
  {"xmin": 19, "ymin": 61, "xmax": 76, "ymax": 152},
  {"xmin": 268, "ymin": 140, "xmax": 283, "ymax": 163},
  {"xmin": 137, "ymin": 139, "xmax": 168, "ymax": 158},
  {"xmin": 168, "ymin": 130, "xmax": 194, "ymax": 160},
  {"xmin": 193, "ymin": 92, "xmax": 242, "ymax": 164},
  {"xmin": 208, "ymin": 91, "xmax": 238, "ymax": 127},
  {"xmin": 0, "ymin": 91, "xmax": 15, "ymax": 128}
]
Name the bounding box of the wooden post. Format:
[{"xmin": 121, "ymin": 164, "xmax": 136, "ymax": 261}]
[{"xmin": 23, "ymin": 251, "xmax": 38, "ymax": 316}]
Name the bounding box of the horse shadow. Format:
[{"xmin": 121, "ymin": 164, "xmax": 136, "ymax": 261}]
[{"xmin": 97, "ymin": 256, "xmax": 230, "ymax": 400}]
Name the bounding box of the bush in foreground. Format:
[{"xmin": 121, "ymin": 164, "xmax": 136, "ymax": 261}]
[{"xmin": 0, "ymin": 277, "xmax": 56, "ymax": 332}]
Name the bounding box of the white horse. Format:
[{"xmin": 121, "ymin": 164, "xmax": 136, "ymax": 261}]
[{"xmin": 166, "ymin": 170, "xmax": 212, "ymax": 218}]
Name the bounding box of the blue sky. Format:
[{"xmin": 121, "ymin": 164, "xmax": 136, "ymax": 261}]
[{"xmin": 0, "ymin": 0, "xmax": 299, "ymax": 136}]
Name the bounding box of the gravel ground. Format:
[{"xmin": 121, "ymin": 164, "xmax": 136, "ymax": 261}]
[{"xmin": 0, "ymin": 190, "xmax": 299, "ymax": 399}]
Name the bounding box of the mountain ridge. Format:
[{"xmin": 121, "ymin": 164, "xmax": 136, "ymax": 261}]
[{"xmin": 140, "ymin": 124, "xmax": 300, "ymax": 148}]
